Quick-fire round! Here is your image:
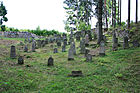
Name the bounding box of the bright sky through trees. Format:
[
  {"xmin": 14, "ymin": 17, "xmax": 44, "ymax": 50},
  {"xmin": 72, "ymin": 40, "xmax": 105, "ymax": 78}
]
[{"xmin": 1, "ymin": 0, "xmax": 140, "ymax": 32}]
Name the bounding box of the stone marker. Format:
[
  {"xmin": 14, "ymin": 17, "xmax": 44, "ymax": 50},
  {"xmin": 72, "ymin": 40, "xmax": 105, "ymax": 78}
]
[
  {"xmin": 86, "ymin": 54, "xmax": 92, "ymax": 62},
  {"xmin": 132, "ymin": 40, "xmax": 140, "ymax": 47},
  {"xmin": 99, "ymin": 40, "xmax": 105, "ymax": 56},
  {"xmin": 80, "ymin": 39, "xmax": 86, "ymax": 54},
  {"xmin": 32, "ymin": 42, "xmax": 36, "ymax": 52},
  {"xmin": 18, "ymin": 56, "xmax": 24, "ymax": 65},
  {"xmin": 48, "ymin": 56, "xmax": 54, "ymax": 66},
  {"xmin": 24, "ymin": 45, "xmax": 28, "ymax": 52},
  {"xmin": 112, "ymin": 38, "xmax": 118, "ymax": 51},
  {"xmin": 68, "ymin": 48, "xmax": 74, "ymax": 60},
  {"xmin": 62, "ymin": 45, "xmax": 66, "ymax": 52},
  {"xmin": 54, "ymin": 48, "xmax": 58, "ymax": 53},
  {"xmin": 85, "ymin": 49, "xmax": 90, "ymax": 57},
  {"xmin": 10, "ymin": 45, "xmax": 16, "ymax": 59},
  {"xmin": 85, "ymin": 34, "xmax": 89, "ymax": 46},
  {"xmin": 123, "ymin": 36, "xmax": 129, "ymax": 49}
]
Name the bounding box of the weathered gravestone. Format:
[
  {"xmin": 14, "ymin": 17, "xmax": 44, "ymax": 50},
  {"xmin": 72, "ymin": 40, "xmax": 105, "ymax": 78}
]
[
  {"xmin": 112, "ymin": 37, "xmax": 118, "ymax": 51},
  {"xmin": 86, "ymin": 54, "xmax": 92, "ymax": 62},
  {"xmin": 54, "ymin": 48, "xmax": 58, "ymax": 53},
  {"xmin": 123, "ymin": 36, "xmax": 129, "ymax": 49},
  {"xmin": 62, "ymin": 45, "xmax": 66, "ymax": 52},
  {"xmin": 68, "ymin": 48, "xmax": 74, "ymax": 60},
  {"xmin": 85, "ymin": 34, "xmax": 89, "ymax": 46},
  {"xmin": 99, "ymin": 40, "xmax": 105, "ymax": 56},
  {"xmin": 10, "ymin": 45, "xmax": 16, "ymax": 59},
  {"xmin": 48, "ymin": 56, "xmax": 54, "ymax": 66},
  {"xmin": 57, "ymin": 42, "xmax": 61, "ymax": 47},
  {"xmin": 80, "ymin": 39, "xmax": 86, "ymax": 54},
  {"xmin": 18, "ymin": 56, "xmax": 24, "ymax": 65},
  {"xmin": 24, "ymin": 45, "xmax": 28, "ymax": 52},
  {"xmin": 32, "ymin": 42, "xmax": 36, "ymax": 52},
  {"xmin": 85, "ymin": 49, "xmax": 90, "ymax": 57},
  {"xmin": 112, "ymin": 32, "xmax": 118, "ymax": 51},
  {"xmin": 71, "ymin": 42, "xmax": 76, "ymax": 55}
]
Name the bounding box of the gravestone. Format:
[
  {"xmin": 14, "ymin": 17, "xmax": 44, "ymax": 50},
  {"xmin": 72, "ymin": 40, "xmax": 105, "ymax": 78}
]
[
  {"xmin": 99, "ymin": 40, "xmax": 105, "ymax": 56},
  {"xmin": 57, "ymin": 42, "xmax": 61, "ymax": 47},
  {"xmin": 18, "ymin": 56, "xmax": 24, "ymax": 65},
  {"xmin": 71, "ymin": 42, "xmax": 76, "ymax": 55},
  {"xmin": 112, "ymin": 37, "xmax": 118, "ymax": 51},
  {"xmin": 24, "ymin": 45, "xmax": 28, "ymax": 52},
  {"xmin": 85, "ymin": 49, "xmax": 90, "ymax": 57},
  {"xmin": 80, "ymin": 39, "xmax": 86, "ymax": 54},
  {"xmin": 32, "ymin": 42, "xmax": 36, "ymax": 52},
  {"xmin": 54, "ymin": 48, "xmax": 58, "ymax": 53},
  {"xmin": 85, "ymin": 34, "xmax": 89, "ymax": 46},
  {"xmin": 68, "ymin": 48, "xmax": 74, "ymax": 60},
  {"xmin": 123, "ymin": 36, "xmax": 129, "ymax": 49},
  {"xmin": 45, "ymin": 38, "xmax": 49, "ymax": 44},
  {"xmin": 48, "ymin": 56, "xmax": 54, "ymax": 66},
  {"xmin": 86, "ymin": 54, "xmax": 92, "ymax": 62},
  {"xmin": 10, "ymin": 45, "xmax": 16, "ymax": 59},
  {"xmin": 62, "ymin": 45, "xmax": 66, "ymax": 52}
]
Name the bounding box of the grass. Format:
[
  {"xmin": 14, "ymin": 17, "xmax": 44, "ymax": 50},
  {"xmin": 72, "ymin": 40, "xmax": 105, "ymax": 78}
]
[{"xmin": 0, "ymin": 38, "xmax": 140, "ymax": 93}]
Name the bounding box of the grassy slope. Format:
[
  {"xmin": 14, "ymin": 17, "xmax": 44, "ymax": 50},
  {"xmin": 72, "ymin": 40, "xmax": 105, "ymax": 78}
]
[{"xmin": 0, "ymin": 38, "xmax": 140, "ymax": 93}]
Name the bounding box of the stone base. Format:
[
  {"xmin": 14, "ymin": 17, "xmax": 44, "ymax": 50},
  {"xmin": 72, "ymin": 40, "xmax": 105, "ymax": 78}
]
[{"xmin": 68, "ymin": 71, "xmax": 83, "ymax": 77}]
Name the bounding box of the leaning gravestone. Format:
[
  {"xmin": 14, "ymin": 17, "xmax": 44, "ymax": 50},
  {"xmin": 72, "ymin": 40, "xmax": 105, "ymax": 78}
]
[
  {"xmin": 68, "ymin": 48, "xmax": 74, "ymax": 60},
  {"xmin": 48, "ymin": 56, "xmax": 54, "ymax": 66},
  {"xmin": 123, "ymin": 36, "xmax": 129, "ymax": 49},
  {"xmin": 10, "ymin": 45, "xmax": 16, "ymax": 59},
  {"xmin": 99, "ymin": 40, "xmax": 105, "ymax": 56},
  {"xmin": 18, "ymin": 56, "xmax": 24, "ymax": 65},
  {"xmin": 86, "ymin": 54, "xmax": 92, "ymax": 62}
]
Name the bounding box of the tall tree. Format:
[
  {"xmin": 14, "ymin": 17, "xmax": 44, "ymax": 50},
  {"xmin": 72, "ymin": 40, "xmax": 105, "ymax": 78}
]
[
  {"xmin": 104, "ymin": 0, "xmax": 108, "ymax": 29},
  {"xmin": 128, "ymin": 0, "xmax": 130, "ymax": 28},
  {"xmin": 112, "ymin": 0, "xmax": 114, "ymax": 26},
  {"xmin": 97, "ymin": 0, "xmax": 103, "ymax": 44},
  {"xmin": 0, "ymin": 1, "xmax": 8, "ymax": 31},
  {"xmin": 136, "ymin": 0, "xmax": 138, "ymax": 24},
  {"xmin": 118, "ymin": 0, "xmax": 120, "ymax": 25},
  {"xmin": 120, "ymin": 0, "xmax": 121, "ymax": 25},
  {"xmin": 113, "ymin": 0, "xmax": 116, "ymax": 27}
]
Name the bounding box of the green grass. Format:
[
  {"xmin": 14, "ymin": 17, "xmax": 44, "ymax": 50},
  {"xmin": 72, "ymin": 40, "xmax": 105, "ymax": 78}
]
[{"xmin": 0, "ymin": 38, "xmax": 140, "ymax": 93}]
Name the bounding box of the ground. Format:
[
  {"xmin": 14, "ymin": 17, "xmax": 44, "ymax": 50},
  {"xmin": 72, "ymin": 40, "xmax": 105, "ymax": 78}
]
[{"xmin": 0, "ymin": 37, "xmax": 140, "ymax": 93}]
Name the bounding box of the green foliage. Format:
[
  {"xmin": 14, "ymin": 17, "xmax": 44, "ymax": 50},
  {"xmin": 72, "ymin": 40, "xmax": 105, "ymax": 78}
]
[{"xmin": 0, "ymin": 1, "xmax": 8, "ymax": 31}]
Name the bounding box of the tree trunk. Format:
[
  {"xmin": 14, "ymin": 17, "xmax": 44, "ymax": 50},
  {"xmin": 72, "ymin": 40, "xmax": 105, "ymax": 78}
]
[
  {"xmin": 114, "ymin": 0, "xmax": 116, "ymax": 27},
  {"xmin": 118, "ymin": 0, "xmax": 120, "ymax": 25},
  {"xmin": 120, "ymin": 0, "xmax": 121, "ymax": 25},
  {"xmin": 97, "ymin": 0, "xmax": 103, "ymax": 44},
  {"xmin": 112, "ymin": 0, "xmax": 114, "ymax": 26},
  {"xmin": 136, "ymin": 0, "xmax": 138, "ymax": 24},
  {"xmin": 128, "ymin": 0, "xmax": 130, "ymax": 28},
  {"xmin": 104, "ymin": 0, "xmax": 108, "ymax": 29}
]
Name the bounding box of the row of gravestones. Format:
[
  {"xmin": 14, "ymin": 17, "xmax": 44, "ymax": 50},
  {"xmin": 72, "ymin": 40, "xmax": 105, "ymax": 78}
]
[
  {"xmin": 112, "ymin": 29, "xmax": 140, "ymax": 51},
  {"xmin": 0, "ymin": 31, "xmax": 40, "ymax": 39}
]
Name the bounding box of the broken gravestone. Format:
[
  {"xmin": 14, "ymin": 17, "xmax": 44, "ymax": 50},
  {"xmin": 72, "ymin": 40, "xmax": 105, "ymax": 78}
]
[
  {"xmin": 10, "ymin": 45, "xmax": 16, "ymax": 59},
  {"xmin": 48, "ymin": 56, "xmax": 54, "ymax": 66}
]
